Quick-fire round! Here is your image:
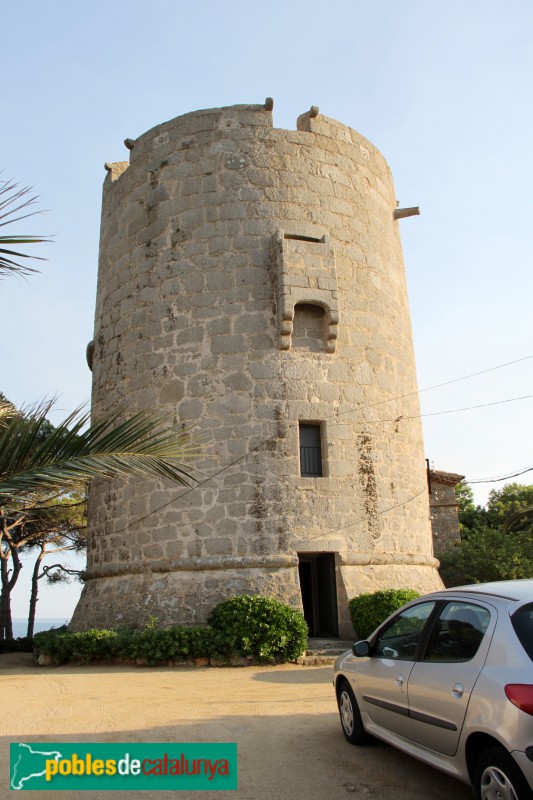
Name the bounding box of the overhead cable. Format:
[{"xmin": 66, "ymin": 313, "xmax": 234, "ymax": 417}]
[
  {"xmin": 114, "ymin": 353, "xmax": 533, "ymax": 533},
  {"xmin": 467, "ymin": 465, "xmax": 533, "ymax": 484}
]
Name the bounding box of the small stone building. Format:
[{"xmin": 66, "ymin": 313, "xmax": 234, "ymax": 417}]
[
  {"xmin": 428, "ymin": 470, "xmax": 464, "ymax": 555},
  {"xmin": 71, "ymin": 101, "xmax": 443, "ymax": 638}
]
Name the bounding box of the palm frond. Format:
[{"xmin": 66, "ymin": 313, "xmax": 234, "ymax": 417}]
[
  {"xmin": 0, "ymin": 178, "xmax": 51, "ymax": 277},
  {"xmin": 0, "ymin": 403, "xmax": 200, "ymax": 500}
]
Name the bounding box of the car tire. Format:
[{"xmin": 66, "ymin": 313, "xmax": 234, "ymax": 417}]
[
  {"xmin": 337, "ymin": 679, "xmax": 368, "ymax": 745},
  {"xmin": 474, "ymin": 745, "xmax": 533, "ymax": 800}
]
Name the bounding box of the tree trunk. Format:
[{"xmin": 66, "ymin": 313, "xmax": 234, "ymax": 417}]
[
  {"xmin": 27, "ymin": 549, "xmax": 45, "ymax": 639},
  {"xmin": 0, "ymin": 556, "xmax": 14, "ymax": 640}
]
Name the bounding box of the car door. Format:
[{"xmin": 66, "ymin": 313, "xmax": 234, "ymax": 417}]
[
  {"xmin": 406, "ymin": 600, "xmax": 495, "ymax": 756},
  {"xmin": 355, "ymin": 601, "xmax": 437, "ymax": 740}
]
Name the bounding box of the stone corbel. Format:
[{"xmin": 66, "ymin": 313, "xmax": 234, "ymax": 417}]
[{"xmin": 273, "ymin": 230, "xmax": 339, "ymax": 353}]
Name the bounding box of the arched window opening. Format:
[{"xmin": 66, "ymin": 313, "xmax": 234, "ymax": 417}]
[{"xmin": 292, "ymin": 303, "xmax": 326, "ymax": 352}]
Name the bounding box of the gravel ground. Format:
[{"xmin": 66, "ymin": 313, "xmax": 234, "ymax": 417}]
[{"xmin": 0, "ymin": 653, "xmax": 473, "ymax": 799}]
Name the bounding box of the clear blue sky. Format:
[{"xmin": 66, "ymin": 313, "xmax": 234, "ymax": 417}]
[{"xmin": 3, "ymin": 0, "xmax": 532, "ymax": 619}]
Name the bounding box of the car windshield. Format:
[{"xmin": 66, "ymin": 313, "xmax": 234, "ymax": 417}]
[{"xmin": 511, "ymin": 602, "xmax": 533, "ymax": 662}]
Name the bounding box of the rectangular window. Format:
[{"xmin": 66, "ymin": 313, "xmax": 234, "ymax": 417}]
[
  {"xmin": 299, "ymin": 423, "xmax": 323, "ymax": 477},
  {"xmin": 511, "ymin": 603, "xmax": 533, "ymax": 662}
]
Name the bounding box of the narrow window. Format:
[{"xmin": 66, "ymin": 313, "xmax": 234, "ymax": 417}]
[{"xmin": 299, "ymin": 423, "xmax": 323, "ymax": 477}]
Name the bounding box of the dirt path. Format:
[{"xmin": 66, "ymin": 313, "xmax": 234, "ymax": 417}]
[{"xmin": 1, "ymin": 653, "xmax": 472, "ymax": 799}]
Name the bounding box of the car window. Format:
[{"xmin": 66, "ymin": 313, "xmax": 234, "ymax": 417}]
[
  {"xmin": 511, "ymin": 602, "xmax": 533, "ymax": 662},
  {"xmin": 373, "ymin": 601, "xmax": 436, "ymax": 661},
  {"xmin": 423, "ymin": 601, "xmax": 491, "ymax": 662}
]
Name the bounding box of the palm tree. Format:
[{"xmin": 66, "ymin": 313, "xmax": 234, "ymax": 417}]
[
  {"xmin": 0, "ymin": 400, "xmax": 199, "ymax": 639},
  {"xmin": 1, "ymin": 179, "xmax": 200, "ymax": 638},
  {"xmin": 0, "ymin": 178, "xmax": 50, "ymax": 277}
]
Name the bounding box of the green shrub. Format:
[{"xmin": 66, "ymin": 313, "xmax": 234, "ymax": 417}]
[
  {"xmin": 0, "ymin": 636, "xmax": 34, "ymax": 654},
  {"xmin": 208, "ymin": 595, "xmax": 308, "ymax": 663},
  {"xmin": 125, "ymin": 625, "xmax": 220, "ymax": 664},
  {"xmin": 33, "ymin": 630, "xmax": 72, "ymax": 662},
  {"xmin": 34, "ymin": 628, "xmax": 121, "ymax": 664},
  {"xmin": 33, "ymin": 595, "xmax": 307, "ymax": 666},
  {"xmin": 349, "ymin": 589, "xmax": 420, "ymax": 639},
  {"xmin": 34, "ymin": 624, "xmax": 220, "ymax": 665}
]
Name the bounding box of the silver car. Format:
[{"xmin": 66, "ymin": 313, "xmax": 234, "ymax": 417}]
[{"xmin": 334, "ymin": 580, "xmax": 533, "ymax": 800}]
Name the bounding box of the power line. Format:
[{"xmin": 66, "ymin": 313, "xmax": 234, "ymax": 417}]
[
  {"xmin": 333, "ymin": 353, "xmax": 533, "ymax": 421},
  {"xmin": 360, "ymin": 393, "xmax": 533, "ymax": 425},
  {"xmin": 330, "ymin": 489, "xmax": 428, "ymax": 533},
  {"xmin": 467, "ymin": 465, "xmax": 533, "ymax": 485},
  {"xmin": 113, "ymin": 353, "xmax": 533, "ymax": 533},
  {"xmin": 114, "ymin": 438, "xmax": 273, "ymax": 534},
  {"xmin": 421, "ymin": 393, "xmax": 533, "ymax": 417},
  {"xmin": 416, "ymin": 354, "xmax": 533, "ymax": 391}
]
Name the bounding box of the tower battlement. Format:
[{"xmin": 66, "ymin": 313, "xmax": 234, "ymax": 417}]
[{"xmin": 105, "ymin": 101, "xmax": 389, "ymax": 187}]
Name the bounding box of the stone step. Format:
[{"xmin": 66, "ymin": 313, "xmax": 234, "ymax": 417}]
[
  {"xmin": 306, "ymin": 638, "xmax": 354, "ymax": 654},
  {"xmin": 297, "ymin": 638, "xmax": 353, "ymax": 665},
  {"xmin": 297, "ymin": 654, "xmax": 337, "ymax": 666}
]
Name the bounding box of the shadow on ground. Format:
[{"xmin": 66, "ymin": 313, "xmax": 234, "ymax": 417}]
[
  {"xmin": 1, "ymin": 654, "xmax": 473, "ymax": 800},
  {"xmin": 252, "ymin": 665, "xmax": 333, "ymax": 684}
]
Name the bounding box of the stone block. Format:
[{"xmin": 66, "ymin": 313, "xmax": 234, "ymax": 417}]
[
  {"xmin": 175, "ymin": 327, "xmax": 203, "ymax": 346},
  {"xmin": 210, "ymin": 335, "xmax": 247, "ymax": 355},
  {"xmin": 205, "ymin": 272, "xmax": 234, "ymax": 290},
  {"xmin": 178, "ymin": 399, "xmax": 204, "ymax": 419},
  {"xmin": 206, "ymin": 317, "xmax": 231, "ymax": 336},
  {"xmin": 205, "ymin": 538, "xmax": 233, "ymax": 555},
  {"xmin": 233, "ymin": 314, "xmax": 267, "ymax": 334},
  {"xmin": 180, "ymin": 207, "xmax": 205, "ymax": 227},
  {"xmin": 136, "ymin": 219, "xmax": 167, "ymax": 246}
]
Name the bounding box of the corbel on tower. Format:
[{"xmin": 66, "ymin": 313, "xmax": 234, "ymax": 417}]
[{"xmin": 273, "ymin": 230, "xmax": 339, "ymax": 353}]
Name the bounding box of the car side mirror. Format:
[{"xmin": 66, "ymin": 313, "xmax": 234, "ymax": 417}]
[{"xmin": 352, "ymin": 640, "xmax": 370, "ymax": 657}]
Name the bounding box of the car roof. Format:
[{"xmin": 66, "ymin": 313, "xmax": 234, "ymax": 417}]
[{"xmin": 435, "ymin": 580, "xmax": 533, "ymax": 602}]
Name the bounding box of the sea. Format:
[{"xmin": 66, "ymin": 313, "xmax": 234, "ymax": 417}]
[{"xmin": 11, "ymin": 618, "xmax": 70, "ymax": 638}]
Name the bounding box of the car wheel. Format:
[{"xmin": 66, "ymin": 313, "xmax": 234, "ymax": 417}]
[
  {"xmin": 474, "ymin": 746, "xmax": 533, "ymax": 800},
  {"xmin": 337, "ymin": 679, "xmax": 368, "ymax": 745}
]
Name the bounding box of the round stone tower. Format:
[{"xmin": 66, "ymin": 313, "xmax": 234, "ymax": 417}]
[{"xmin": 71, "ymin": 101, "xmax": 442, "ymax": 637}]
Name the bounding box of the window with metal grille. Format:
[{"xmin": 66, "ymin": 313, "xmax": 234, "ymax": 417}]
[{"xmin": 299, "ymin": 423, "xmax": 323, "ymax": 477}]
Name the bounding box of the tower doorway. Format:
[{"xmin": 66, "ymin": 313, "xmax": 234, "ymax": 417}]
[{"xmin": 297, "ymin": 552, "xmax": 339, "ymax": 637}]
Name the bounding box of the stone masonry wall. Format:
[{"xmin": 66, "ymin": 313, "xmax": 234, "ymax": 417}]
[
  {"xmin": 71, "ymin": 102, "xmax": 442, "ymax": 636},
  {"xmin": 429, "ymin": 470, "xmax": 464, "ymax": 555}
]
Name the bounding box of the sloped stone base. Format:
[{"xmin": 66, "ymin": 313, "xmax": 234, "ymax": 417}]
[{"xmin": 69, "ymin": 563, "xmax": 302, "ymax": 631}]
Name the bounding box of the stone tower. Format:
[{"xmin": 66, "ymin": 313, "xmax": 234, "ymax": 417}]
[{"xmin": 71, "ymin": 101, "xmax": 442, "ymax": 637}]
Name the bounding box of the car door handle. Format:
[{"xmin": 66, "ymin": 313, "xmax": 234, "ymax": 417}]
[
  {"xmin": 395, "ymin": 674, "xmax": 404, "ymax": 687},
  {"xmin": 451, "ymin": 683, "xmax": 464, "ymax": 699}
]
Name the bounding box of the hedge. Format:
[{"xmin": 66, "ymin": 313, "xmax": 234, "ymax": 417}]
[
  {"xmin": 349, "ymin": 589, "xmax": 420, "ymax": 639},
  {"xmin": 33, "ymin": 595, "xmax": 308, "ymax": 666}
]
